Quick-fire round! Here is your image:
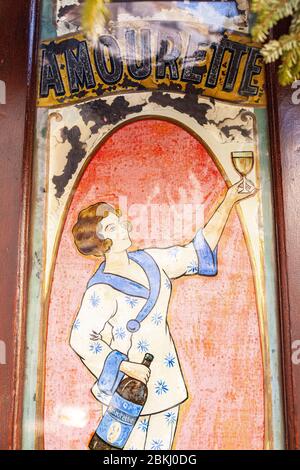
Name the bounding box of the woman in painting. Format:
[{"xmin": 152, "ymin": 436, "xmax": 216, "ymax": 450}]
[{"xmin": 70, "ymin": 180, "xmax": 256, "ymax": 450}]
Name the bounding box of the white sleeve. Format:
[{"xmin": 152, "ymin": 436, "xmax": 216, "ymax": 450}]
[{"xmin": 146, "ymin": 229, "xmax": 218, "ymax": 280}]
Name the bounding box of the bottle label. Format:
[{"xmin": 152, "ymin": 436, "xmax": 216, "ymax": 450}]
[{"xmin": 96, "ymin": 392, "xmax": 143, "ymax": 448}]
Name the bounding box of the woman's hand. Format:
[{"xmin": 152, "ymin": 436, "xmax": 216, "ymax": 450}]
[
  {"xmin": 120, "ymin": 361, "xmax": 151, "ymax": 384},
  {"xmin": 225, "ymin": 179, "xmax": 258, "ymax": 206}
]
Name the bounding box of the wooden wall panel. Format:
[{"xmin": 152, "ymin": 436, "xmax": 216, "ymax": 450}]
[
  {"xmin": 266, "ymin": 59, "xmax": 300, "ymax": 449},
  {"xmin": 277, "ymin": 82, "xmax": 300, "ymax": 450},
  {"xmin": 0, "ymin": 0, "xmax": 39, "ymax": 450}
]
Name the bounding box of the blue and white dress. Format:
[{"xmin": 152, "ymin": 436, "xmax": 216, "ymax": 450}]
[{"xmin": 70, "ymin": 229, "xmax": 218, "ymax": 416}]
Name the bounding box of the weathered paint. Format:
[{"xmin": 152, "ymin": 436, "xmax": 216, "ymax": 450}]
[{"xmin": 21, "ymin": 0, "xmax": 285, "ymax": 450}]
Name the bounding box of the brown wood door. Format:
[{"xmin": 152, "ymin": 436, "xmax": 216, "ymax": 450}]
[
  {"xmin": 0, "ymin": 0, "xmax": 39, "ymax": 450},
  {"xmin": 266, "ymin": 63, "xmax": 300, "ymax": 450}
]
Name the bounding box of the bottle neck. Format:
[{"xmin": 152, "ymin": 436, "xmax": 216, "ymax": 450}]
[
  {"xmin": 142, "ymin": 354, "xmax": 154, "ymax": 368},
  {"xmin": 142, "ymin": 359, "xmax": 152, "ymax": 368}
]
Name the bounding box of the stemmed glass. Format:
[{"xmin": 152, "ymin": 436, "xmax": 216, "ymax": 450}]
[{"xmin": 231, "ymin": 151, "xmax": 254, "ymax": 193}]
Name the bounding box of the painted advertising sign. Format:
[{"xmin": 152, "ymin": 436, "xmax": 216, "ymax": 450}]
[{"xmin": 24, "ymin": 1, "xmax": 284, "ymax": 450}]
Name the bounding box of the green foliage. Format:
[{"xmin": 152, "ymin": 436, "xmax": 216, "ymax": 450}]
[{"xmin": 251, "ymin": 0, "xmax": 300, "ymax": 85}]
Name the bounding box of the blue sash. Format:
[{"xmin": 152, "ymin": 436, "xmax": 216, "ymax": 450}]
[{"xmin": 87, "ymin": 250, "xmax": 161, "ymax": 333}]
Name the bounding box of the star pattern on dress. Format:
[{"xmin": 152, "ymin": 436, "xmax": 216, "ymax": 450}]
[
  {"xmin": 164, "ymin": 278, "xmax": 171, "ymax": 290},
  {"xmin": 73, "ymin": 319, "xmax": 80, "ymax": 330},
  {"xmin": 151, "ymin": 312, "xmax": 163, "ymax": 326},
  {"xmin": 164, "ymin": 411, "xmax": 177, "ymax": 426},
  {"xmin": 151, "ymin": 439, "xmax": 164, "ymax": 450},
  {"xmin": 90, "ymin": 291, "xmax": 101, "ymax": 307},
  {"xmin": 114, "ymin": 326, "xmax": 126, "ymax": 340},
  {"xmin": 164, "ymin": 353, "xmax": 176, "ymax": 368},
  {"xmin": 137, "ymin": 339, "xmax": 149, "ymax": 353},
  {"xmin": 186, "ymin": 260, "xmax": 198, "ymax": 274},
  {"xmin": 138, "ymin": 418, "xmax": 149, "ymax": 433},
  {"xmin": 155, "ymin": 379, "xmax": 169, "ymax": 395},
  {"xmin": 125, "ymin": 296, "xmax": 139, "ymax": 308},
  {"xmin": 89, "ymin": 342, "xmax": 103, "ymax": 354}
]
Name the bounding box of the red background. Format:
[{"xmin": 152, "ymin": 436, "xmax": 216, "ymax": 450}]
[{"xmin": 45, "ymin": 119, "xmax": 263, "ymax": 449}]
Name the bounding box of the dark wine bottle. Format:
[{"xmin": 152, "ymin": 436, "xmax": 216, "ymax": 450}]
[{"xmin": 89, "ymin": 353, "xmax": 154, "ymax": 450}]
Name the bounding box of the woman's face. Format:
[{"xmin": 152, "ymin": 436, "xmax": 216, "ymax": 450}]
[{"xmin": 97, "ymin": 212, "xmax": 132, "ymax": 253}]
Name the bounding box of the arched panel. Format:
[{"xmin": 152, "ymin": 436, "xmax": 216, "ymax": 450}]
[{"xmin": 44, "ymin": 119, "xmax": 263, "ymax": 450}]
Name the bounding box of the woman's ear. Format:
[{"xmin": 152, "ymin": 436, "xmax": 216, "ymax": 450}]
[{"xmin": 115, "ymin": 207, "xmax": 122, "ymax": 217}]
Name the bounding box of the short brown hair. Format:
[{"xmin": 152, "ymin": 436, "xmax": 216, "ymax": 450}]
[{"xmin": 72, "ymin": 202, "xmax": 121, "ymax": 257}]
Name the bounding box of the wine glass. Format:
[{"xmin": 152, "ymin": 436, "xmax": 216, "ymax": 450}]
[{"xmin": 231, "ymin": 151, "xmax": 254, "ymax": 193}]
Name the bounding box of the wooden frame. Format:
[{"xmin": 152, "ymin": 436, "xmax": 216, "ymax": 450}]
[
  {"xmin": 265, "ymin": 60, "xmax": 300, "ymax": 449},
  {"xmin": 0, "ymin": 0, "xmax": 40, "ymax": 450},
  {"xmin": 0, "ymin": 0, "xmax": 299, "ymax": 450}
]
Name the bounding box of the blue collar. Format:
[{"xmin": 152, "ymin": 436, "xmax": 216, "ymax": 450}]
[{"xmin": 87, "ymin": 250, "xmax": 161, "ymax": 333}]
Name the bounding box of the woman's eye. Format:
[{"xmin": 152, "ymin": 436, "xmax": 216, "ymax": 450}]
[{"xmin": 108, "ymin": 225, "xmax": 116, "ymax": 232}]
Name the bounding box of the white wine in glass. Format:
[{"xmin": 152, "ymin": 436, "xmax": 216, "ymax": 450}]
[{"xmin": 231, "ymin": 151, "xmax": 254, "ymax": 193}]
